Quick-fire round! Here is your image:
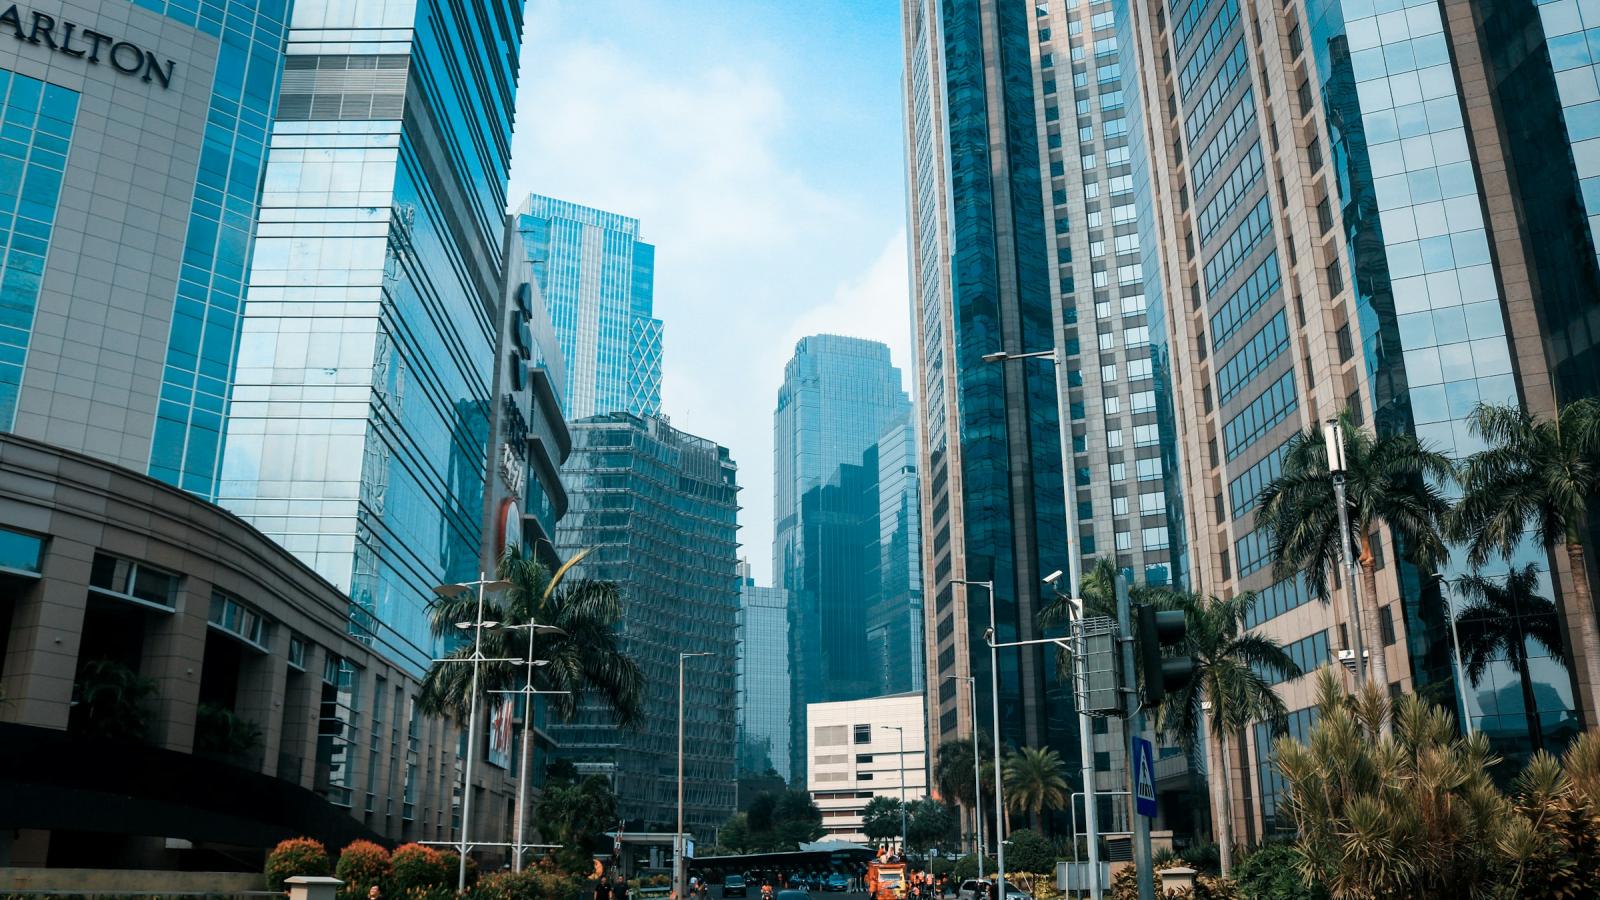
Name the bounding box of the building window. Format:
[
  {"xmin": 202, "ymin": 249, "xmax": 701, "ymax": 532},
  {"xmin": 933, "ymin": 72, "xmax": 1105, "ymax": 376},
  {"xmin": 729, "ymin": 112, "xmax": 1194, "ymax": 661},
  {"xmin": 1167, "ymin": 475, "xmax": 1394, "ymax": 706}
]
[
  {"xmin": 1112, "ymin": 496, "xmax": 1130, "ymax": 516},
  {"xmin": 209, "ymin": 591, "xmax": 272, "ymax": 651},
  {"xmin": 1107, "ymin": 429, "xmax": 1124, "ymax": 448},
  {"xmin": 288, "ymin": 634, "xmax": 308, "ymax": 671},
  {"xmin": 0, "ymin": 527, "xmax": 44, "ymax": 575},
  {"xmin": 1379, "ymin": 604, "xmax": 1397, "ymax": 646},
  {"xmin": 853, "ymin": 724, "xmax": 871, "ymax": 744},
  {"xmin": 857, "ymin": 772, "xmax": 874, "ymax": 781},
  {"xmin": 89, "ymin": 553, "xmax": 179, "ymax": 610},
  {"xmin": 857, "ymin": 754, "xmax": 874, "ymax": 764},
  {"xmin": 1116, "ymin": 531, "xmax": 1132, "ymax": 550}
]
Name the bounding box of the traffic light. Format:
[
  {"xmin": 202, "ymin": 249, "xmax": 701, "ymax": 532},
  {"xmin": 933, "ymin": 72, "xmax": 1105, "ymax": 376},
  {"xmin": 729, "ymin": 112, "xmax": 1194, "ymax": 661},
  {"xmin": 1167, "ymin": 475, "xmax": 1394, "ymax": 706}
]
[{"xmin": 1134, "ymin": 605, "xmax": 1195, "ymax": 706}]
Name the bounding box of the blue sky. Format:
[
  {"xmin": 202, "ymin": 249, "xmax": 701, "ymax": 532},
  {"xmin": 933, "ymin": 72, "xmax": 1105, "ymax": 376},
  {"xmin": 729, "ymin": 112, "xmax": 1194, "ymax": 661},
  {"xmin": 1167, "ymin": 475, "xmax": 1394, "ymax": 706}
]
[{"xmin": 509, "ymin": 1, "xmax": 914, "ymax": 584}]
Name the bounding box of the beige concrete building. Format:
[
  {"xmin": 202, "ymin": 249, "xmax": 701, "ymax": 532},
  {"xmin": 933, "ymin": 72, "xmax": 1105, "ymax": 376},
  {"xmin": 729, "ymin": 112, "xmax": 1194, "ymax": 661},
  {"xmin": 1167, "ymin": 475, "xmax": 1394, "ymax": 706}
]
[{"xmin": 806, "ymin": 693, "xmax": 927, "ymax": 844}]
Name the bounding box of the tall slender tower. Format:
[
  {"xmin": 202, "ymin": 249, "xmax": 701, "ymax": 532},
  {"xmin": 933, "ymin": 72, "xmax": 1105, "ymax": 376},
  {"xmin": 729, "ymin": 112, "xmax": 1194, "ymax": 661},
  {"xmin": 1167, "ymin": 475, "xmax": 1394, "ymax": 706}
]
[
  {"xmin": 217, "ymin": 0, "xmax": 526, "ymax": 674},
  {"xmin": 514, "ymin": 196, "xmax": 663, "ymax": 420}
]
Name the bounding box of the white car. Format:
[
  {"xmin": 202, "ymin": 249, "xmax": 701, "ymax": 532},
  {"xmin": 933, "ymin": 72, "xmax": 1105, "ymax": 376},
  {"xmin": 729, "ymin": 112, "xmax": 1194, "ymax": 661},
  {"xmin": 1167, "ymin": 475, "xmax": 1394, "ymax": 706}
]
[{"xmin": 956, "ymin": 881, "xmax": 1031, "ymax": 900}]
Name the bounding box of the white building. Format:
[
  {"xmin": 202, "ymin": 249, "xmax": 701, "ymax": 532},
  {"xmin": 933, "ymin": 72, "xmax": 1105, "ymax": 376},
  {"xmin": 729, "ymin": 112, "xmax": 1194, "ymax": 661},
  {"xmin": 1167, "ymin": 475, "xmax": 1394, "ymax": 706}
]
[{"xmin": 807, "ymin": 692, "xmax": 928, "ymax": 843}]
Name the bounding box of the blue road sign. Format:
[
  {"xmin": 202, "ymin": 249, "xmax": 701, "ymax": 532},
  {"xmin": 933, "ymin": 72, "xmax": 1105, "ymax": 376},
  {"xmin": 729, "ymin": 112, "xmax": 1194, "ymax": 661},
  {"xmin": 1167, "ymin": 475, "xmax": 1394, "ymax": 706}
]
[{"xmin": 1133, "ymin": 736, "xmax": 1157, "ymax": 818}]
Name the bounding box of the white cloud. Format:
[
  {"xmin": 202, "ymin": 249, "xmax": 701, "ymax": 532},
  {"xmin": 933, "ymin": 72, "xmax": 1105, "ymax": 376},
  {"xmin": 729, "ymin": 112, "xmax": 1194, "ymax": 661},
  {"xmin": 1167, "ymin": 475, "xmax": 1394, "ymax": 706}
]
[{"xmin": 509, "ymin": 3, "xmax": 909, "ymax": 584}]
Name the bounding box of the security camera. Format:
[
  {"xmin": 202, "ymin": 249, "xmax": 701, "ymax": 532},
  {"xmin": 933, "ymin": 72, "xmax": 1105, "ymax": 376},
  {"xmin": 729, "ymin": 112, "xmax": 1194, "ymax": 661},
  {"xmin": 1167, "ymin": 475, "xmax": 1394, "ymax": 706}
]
[{"xmin": 1043, "ymin": 570, "xmax": 1063, "ymax": 585}]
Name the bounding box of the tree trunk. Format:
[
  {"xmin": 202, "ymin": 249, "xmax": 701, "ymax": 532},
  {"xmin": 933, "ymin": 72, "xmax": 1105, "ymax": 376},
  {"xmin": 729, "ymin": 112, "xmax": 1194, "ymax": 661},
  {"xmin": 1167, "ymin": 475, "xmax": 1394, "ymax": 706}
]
[
  {"xmin": 1216, "ymin": 728, "xmax": 1235, "ymax": 875},
  {"xmin": 1358, "ymin": 555, "xmax": 1390, "ymax": 690},
  {"xmin": 1564, "ymin": 540, "xmax": 1600, "ymax": 730}
]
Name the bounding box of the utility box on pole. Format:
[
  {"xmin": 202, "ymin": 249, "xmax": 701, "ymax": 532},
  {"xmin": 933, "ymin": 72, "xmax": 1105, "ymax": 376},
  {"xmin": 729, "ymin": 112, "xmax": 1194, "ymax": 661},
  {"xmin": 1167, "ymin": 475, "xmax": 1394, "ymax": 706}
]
[{"xmin": 1074, "ymin": 616, "xmax": 1124, "ymax": 716}]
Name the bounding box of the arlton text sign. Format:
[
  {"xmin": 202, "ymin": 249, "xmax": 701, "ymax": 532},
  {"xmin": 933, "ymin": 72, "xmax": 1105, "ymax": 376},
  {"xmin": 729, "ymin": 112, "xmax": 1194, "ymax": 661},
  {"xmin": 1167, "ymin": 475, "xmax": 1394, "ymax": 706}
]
[{"xmin": 0, "ymin": 6, "xmax": 177, "ymax": 88}]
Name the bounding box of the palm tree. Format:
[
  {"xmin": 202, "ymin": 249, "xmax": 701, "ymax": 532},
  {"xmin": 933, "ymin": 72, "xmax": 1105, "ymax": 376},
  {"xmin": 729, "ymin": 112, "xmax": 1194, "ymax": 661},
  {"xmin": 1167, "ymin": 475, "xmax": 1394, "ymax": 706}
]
[
  {"xmin": 419, "ymin": 547, "xmax": 644, "ymax": 724},
  {"xmin": 1158, "ymin": 591, "xmax": 1301, "ymax": 875},
  {"xmin": 1256, "ymin": 413, "xmax": 1454, "ymax": 689},
  {"xmin": 1453, "ymin": 564, "xmax": 1568, "ymax": 751},
  {"xmin": 1449, "ymin": 399, "xmax": 1600, "ymax": 724},
  {"xmin": 1002, "ymin": 746, "xmax": 1070, "ymax": 834}
]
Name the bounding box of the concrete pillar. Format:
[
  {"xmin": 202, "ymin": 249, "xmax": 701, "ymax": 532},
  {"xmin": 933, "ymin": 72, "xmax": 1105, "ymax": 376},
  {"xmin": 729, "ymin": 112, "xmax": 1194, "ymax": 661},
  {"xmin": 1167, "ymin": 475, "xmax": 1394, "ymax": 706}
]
[
  {"xmin": 236, "ymin": 635, "xmax": 289, "ymax": 775},
  {"xmin": 140, "ymin": 574, "xmax": 211, "ymax": 753},
  {"xmin": 282, "ymin": 641, "xmax": 328, "ymax": 791},
  {"xmin": 1, "ymin": 536, "xmax": 94, "ymax": 729}
]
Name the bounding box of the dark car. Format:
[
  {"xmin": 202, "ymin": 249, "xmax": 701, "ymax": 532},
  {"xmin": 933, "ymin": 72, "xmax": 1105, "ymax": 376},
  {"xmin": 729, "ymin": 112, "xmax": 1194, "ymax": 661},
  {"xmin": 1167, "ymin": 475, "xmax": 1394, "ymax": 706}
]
[
  {"xmin": 824, "ymin": 874, "xmax": 850, "ymax": 893},
  {"xmin": 725, "ymin": 875, "xmax": 748, "ymax": 898}
]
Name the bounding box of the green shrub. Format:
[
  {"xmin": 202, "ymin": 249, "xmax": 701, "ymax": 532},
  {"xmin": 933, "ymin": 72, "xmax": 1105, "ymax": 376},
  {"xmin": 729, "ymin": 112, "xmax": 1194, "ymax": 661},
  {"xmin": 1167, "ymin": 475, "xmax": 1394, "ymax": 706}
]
[
  {"xmin": 438, "ymin": 850, "xmax": 478, "ymax": 887},
  {"xmin": 468, "ymin": 868, "xmax": 586, "ymax": 900},
  {"xmin": 1231, "ymin": 843, "xmax": 1326, "ymax": 900},
  {"xmin": 335, "ymin": 839, "xmax": 391, "ymax": 897},
  {"xmin": 391, "ymin": 843, "xmax": 452, "ymax": 891},
  {"xmin": 194, "ymin": 702, "xmax": 264, "ymax": 757},
  {"xmin": 265, "ymin": 837, "xmax": 332, "ymax": 890},
  {"xmin": 1111, "ymin": 857, "xmax": 1240, "ymax": 900},
  {"xmin": 1004, "ymin": 828, "xmax": 1057, "ymax": 874},
  {"xmin": 950, "ymin": 855, "xmax": 996, "ymax": 882}
]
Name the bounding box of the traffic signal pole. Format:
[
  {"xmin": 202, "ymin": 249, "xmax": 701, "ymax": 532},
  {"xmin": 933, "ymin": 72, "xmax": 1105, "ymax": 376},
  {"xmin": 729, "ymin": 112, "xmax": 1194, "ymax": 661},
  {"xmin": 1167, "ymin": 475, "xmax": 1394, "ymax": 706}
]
[{"xmin": 1115, "ymin": 576, "xmax": 1156, "ymax": 900}]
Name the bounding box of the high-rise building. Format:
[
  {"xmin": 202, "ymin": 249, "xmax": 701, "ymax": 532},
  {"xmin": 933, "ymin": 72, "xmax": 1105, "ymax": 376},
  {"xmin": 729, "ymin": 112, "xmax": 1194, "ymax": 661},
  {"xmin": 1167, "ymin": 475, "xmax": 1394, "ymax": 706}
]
[
  {"xmin": 773, "ymin": 335, "xmax": 915, "ymax": 781},
  {"xmin": 553, "ymin": 412, "xmax": 740, "ymax": 835},
  {"xmin": 514, "ymin": 195, "xmax": 663, "ymax": 420},
  {"xmin": 902, "ymin": 0, "xmax": 1122, "ymax": 830},
  {"xmin": 866, "ymin": 423, "xmax": 925, "ymax": 697},
  {"xmin": 736, "ymin": 560, "xmax": 792, "ymax": 781},
  {"xmin": 1115, "ymin": 0, "xmax": 1600, "ymax": 840},
  {"xmin": 0, "ymin": 0, "xmax": 288, "ymax": 496},
  {"xmin": 216, "ymin": 0, "xmax": 526, "ymax": 675},
  {"xmin": 805, "ymin": 692, "xmax": 928, "ymax": 844}
]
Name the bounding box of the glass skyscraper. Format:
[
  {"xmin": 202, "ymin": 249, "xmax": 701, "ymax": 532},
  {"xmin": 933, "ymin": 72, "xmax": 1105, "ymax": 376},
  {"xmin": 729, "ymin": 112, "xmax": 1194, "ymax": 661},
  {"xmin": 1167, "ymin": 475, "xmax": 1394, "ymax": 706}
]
[
  {"xmin": 216, "ymin": 0, "xmax": 525, "ymax": 675},
  {"xmin": 514, "ymin": 195, "xmax": 663, "ymax": 420},
  {"xmin": 1113, "ymin": 0, "xmax": 1600, "ymax": 841},
  {"xmin": 736, "ymin": 560, "xmax": 793, "ymax": 781},
  {"xmin": 773, "ymin": 335, "xmax": 916, "ymax": 782},
  {"xmin": 553, "ymin": 412, "xmax": 740, "ymax": 834}
]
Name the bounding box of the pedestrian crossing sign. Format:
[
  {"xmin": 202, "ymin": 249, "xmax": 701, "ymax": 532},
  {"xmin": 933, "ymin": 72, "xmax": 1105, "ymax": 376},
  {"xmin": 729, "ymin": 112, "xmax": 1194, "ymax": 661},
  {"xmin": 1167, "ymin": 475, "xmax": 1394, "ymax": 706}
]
[{"xmin": 1133, "ymin": 736, "xmax": 1157, "ymax": 818}]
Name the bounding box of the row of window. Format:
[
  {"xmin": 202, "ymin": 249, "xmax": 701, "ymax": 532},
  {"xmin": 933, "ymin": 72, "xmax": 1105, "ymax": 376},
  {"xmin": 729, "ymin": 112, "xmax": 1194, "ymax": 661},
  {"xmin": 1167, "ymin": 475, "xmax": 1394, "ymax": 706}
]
[
  {"xmin": 1185, "ymin": 40, "xmax": 1249, "ymax": 144},
  {"xmin": 1216, "ymin": 310, "xmax": 1290, "ymax": 405},
  {"xmin": 1178, "ymin": 0, "xmax": 1242, "ymax": 95},
  {"xmin": 1192, "ymin": 88, "xmax": 1258, "ymax": 193},
  {"xmin": 1243, "ymin": 572, "xmax": 1315, "ymax": 629},
  {"xmin": 1228, "ymin": 435, "xmax": 1294, "ymax": 518},
  {"xmin": 1222, "ymin": 370, "xmax": 1299, "ymax": 456},
  {"xmin": 1204, "ymin": 196, "xmax": 1274, "ymax": 293},
  {"xmin": 1262, "ymin": 630, "xmax": 1330, "ymax": 685},
  {"xmin": 1235, "ymin": 527, "xmax": 1274, "ymax": 578},
  {"xmin": 1172, "ymin": 0, "xmax": 1221, "ymax": 52},
  {"xmin": 1197, "ymin": 142, "xmax": 1265, "ymax": 245},
  {"xmin": 1209, "ymin": 251, "xmax": 1283, "ymax": 349}
]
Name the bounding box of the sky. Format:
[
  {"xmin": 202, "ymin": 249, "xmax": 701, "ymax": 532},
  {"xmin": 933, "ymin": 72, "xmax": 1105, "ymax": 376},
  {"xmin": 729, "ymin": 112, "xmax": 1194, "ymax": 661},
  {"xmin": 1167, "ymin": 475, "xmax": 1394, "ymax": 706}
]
[{"xmin": 508, "ymin": 1, "xmax": 914, "ymax": 585}]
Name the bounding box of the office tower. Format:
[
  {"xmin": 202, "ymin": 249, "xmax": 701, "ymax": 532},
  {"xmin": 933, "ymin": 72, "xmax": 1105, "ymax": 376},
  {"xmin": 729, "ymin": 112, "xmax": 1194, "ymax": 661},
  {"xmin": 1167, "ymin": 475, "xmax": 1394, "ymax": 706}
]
[
  {"xmin": 216, "ymin": 0, "xmax": 525, "ymax": 675},
  {"xmin": 0, "ymin": 0, "xmax": 288, "ymax": 497},
  {"xmin": 736, "ymin": 560, "xmax": 793, "ymax": 782},
  {"xmin": 1115, "ymin": 0, "xmax": 1598, "ymax": 840},
  {"xmin": 805, "ymin": 692, "xmax": 928, "ymax": 843},
  {"xmin": 866, "ymin": 422, "xmax": 925, "ymax": 696},
  {"xmin": 773, "ymin": 335, "xmax": 914, "ymax": 781},
  {"xmin": 514, "ymin": 196, "xmax": 663, "ymax": 420},
  {"xmin": 554, "ymin": 413, "xmax": 740, "ymax": 834}
]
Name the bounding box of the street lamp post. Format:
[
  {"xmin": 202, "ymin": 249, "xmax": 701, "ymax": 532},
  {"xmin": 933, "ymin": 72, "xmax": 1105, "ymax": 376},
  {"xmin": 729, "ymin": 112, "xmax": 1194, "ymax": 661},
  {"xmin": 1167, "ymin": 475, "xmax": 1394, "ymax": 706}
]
[
  {"xmin": 1432, "ymin": 574, "xmax": 1476, "ymax": 736},
  {"xmin": 1323, "ymin": 420, "xmax": 1369, "ymax": 686},
  {"xmin": 496, "ymin": 622, "xmax": 569, "ymax": 871},
  {"xmin": 983, "ymin": 347, "xmax": 1101, "ymax": 900},
  {"xmin": 881, "ymin": 725, "xmax": 908, "ymax": 852},
  {"xmin": 678, "ymin": 651, "xmax": 712, "ymax": 900},
  {"xmin": 942, "ymin": 674, "xmax": 984, "ymax": 878},
  {"xmin": 431, "ymin": 575, "xmax": 514, "ymax": 892},
  {"xmin": 956, "ymin": 579, "xmax": 1006, "ymax": 899}
]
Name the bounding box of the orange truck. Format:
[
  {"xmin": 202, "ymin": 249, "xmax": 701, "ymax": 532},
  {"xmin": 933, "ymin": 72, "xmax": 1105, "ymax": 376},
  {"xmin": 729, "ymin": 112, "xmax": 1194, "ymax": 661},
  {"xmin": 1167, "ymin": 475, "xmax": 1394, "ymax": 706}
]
[{"xmin": 867, "ymin": 860, "xmax": 906, "ymax": 900}]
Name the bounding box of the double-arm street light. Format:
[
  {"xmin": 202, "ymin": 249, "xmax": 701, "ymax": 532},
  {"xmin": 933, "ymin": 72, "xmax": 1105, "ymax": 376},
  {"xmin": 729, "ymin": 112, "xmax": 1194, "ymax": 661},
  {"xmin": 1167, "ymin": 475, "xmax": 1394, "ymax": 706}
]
[
  {"xmin": 941, "ymin": 673, "xmax": 984, "ymax": 877},
  {"xmin": 982, "ymin": 347, "xmax": 1101, "ymax": 900},
  {"xmin": 431, "ymin": 575, "xmax": 515, "ymax": 891},
  {"xmin": 493, "ymin": 621, "xmax": 569, "ymax": 871},
  {"xmin": 954, "ymin": 578, "xmax": 1007, "ymax": 897},
  {"xmin": 677, "ymin": 651, "xmax": 713, "ymax": 900},
  {"xmin": 1323, "ymin": 419, "xmax": 1370, "ymax": 686}
]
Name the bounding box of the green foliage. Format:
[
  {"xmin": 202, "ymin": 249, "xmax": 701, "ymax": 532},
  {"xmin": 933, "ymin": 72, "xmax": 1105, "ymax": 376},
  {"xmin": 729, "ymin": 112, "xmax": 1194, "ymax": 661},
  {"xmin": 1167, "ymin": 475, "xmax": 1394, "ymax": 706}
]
[
  {"xmin": 862, "ymin": 795, "xmax": 903, "ymax": 844},
  {"xmin": 390, "ymin": 843, "xmax": 453, "ymax": 891},
  {"xmin": 1110, "ymin": 857, "xmax": 1239, "ymax": 900},
  {"xmin": 334, "ymin": 839, "xmax": 391, "ymax": 898},
  {"xmin": 1003, "ymin": 828, "xmax": 1056, "ymax": 874},
  {"xmin": 1230, "ymin": 843, "xmax": 1325, "ymax": 900},
  {"xmin": 906, "ymin": 798, "xmax": 957, "ymax": 852},
  {"xmin": 264, "ymin": 837, "xmax": 332, "ymax": 891},
  {"xmin": 193, "ymin": 702, "xmax": 263, "ymax": 758},
  {"xmin": 420, "ymin": 547, "xmax": 644, "ymax": 725},
  {"xmin": 71, "ymin": 659, "xmax": 157, "ymax": 742},
  {"xmin": 467, "ymin": 867, "xmax": 585, "ymax": 900},
  {"xmin": 438, "ymin": 850, "xmax": 478, "ymax": 887},
  {"xmin": 935, "ymin": 733, "xmax": 993, "ymax": 811},
  {"xmin": 929, "ymin": 856, "xmax": 956, "ymax": 879},
  {"xmin": 538, "ymin": 772, "xmax": 618, "ymax": 873},
  {"xmin": 1004, "ymin": 748, "xmax": 1070, "ymax": 833},
  {"xmin": 722, "ymin": 789, "xmax": 824, "ymax": 851}
]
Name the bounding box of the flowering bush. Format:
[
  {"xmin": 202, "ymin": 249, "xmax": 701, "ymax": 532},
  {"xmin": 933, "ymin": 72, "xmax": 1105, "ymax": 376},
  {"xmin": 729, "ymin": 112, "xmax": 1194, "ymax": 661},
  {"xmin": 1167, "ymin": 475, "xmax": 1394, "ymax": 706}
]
[
  {"xmin": 336, "ymin": 839, "xmax": 392, "ymax": 898},
  {"xmin": 265, "ymin": 837, "xmax": 332, "ymax": 890},
  {"xmin": 391, "ymin": 843, "xmax": 453, "ymax": 891},
  {"xmin": 467, "ymin": 868, "xmax": 585, "ymax": 900}
]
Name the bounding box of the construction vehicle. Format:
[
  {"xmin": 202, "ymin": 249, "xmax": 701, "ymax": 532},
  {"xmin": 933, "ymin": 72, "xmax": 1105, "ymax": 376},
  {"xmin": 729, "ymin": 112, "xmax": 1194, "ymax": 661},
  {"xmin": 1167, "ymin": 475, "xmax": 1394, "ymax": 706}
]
[{"xmin": 867, "ymin": 859, "xmax": 907, "ymax": 900}]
